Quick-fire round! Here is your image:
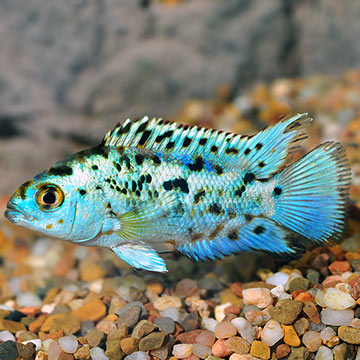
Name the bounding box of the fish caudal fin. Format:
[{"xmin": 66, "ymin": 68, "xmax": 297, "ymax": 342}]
[{"xmin": 272, "ymin": 142, "xmax": 351, "ymax": 245}]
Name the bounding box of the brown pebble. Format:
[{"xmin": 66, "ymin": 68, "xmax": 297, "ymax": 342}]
[
  {"xmin": 269, "ymin": 299, "xmax": 303, "ymax": 325},
  {"xmin": 182, "ymin": 311, "xmax": 201, "ymax": 332},
  {"xmin": 40, "ymin": 314, "xmax": 81, "ymax": 334},
  {"xmin": 84, "ymin": 328, "xmax": 104, "ymax": 347},
  {"xmin": 249, "ymin": 340, "xmax": 270, "ymax": 360},
  {"xmin": 72, "ymin": 299, "xmax": 107, "ymax": 322},
  {"xmin": 177, "ymin": 329, "xmax": 203, "ymax": 344},
  {"xmin": 276, "ymin": 344, "xmax": 290, "ymax": 358},
  {"xmin": 16, "ymin": 342, "xmax": 36, "ymax": 360},
  {"xmin": 212, "ymin": 339, "xmax": 233, "ymax": 357},
  {"xmin": 338, "ymin": 326, "xmax": 360, "ymax": 344},
  {"xmin": 132, "ymin": 320, "xmax": 156, "ymax": 339},
  {"xmin": 176, "ymin": 279, "xmax": 198, "ymax": 297},
  {"xmin": 120, "ymin": 337, "xmax": 139, "ymax": 354},
  {"xmin": 29, "ymin": 314, "xmax": 48, "ymax": 333},
  {"xmin": 224, "ymin": 336, "xmax": 250, "ymax": 355},
  {"xmin": 74, "ymin": 344, "xmax": 91, "ymax": 360},
  {"xmin": 196, "ymin": 330, "xmax": 216, "ymax": 348},
  {"xmin": 80, "ymin": 263, "xmax": 106, "ymax": 282},
  {"xmin": 139, "ymin": 331, "xmax": 169, "ymax": 351},
  {"xmin": 230, "ymin": 282, "xmax": 243, "ymax": 297},
  {"xmin": 303, "ymin": 302, "xmax": 320, "ymax": 323}
]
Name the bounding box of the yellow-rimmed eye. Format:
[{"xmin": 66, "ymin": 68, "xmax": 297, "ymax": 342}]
[{"xmin": 36, "ymin": 184, "xmax": 64, "ymax": 211}]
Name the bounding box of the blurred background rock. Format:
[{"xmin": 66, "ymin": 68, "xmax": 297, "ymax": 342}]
[{"xmin": 0, "ymin": 0, "xmax": 359, "ymax": 194}]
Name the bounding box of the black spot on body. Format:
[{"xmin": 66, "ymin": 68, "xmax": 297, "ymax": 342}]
[
  {"xmin": 135, "ymin": 190, "xmax": 141, "ymax": 196},
  {"xmin": 137, "ymin": 181, "xmax": 143, "ymax": 191},
  {"xmin": 274, "ymin": 186, "xmax": 282, "ymax": 196},
  {"xmin": 211, "ymin": 145, "xmax": 218, "ymax": 153},
  {"xmin": 255, "ymin": 143, "xmax": 263, "ymax": 150},
  {"xmin": 139, "ymin": 175, "xmax": 145, "ymax": 183},
  {"xmin": 96, "ymin": 186, "xmax": 102, "ymax": 190},
  {"xmin": 123, "ymin": 155, "xmax": 131, "ymax": 169},
  {"xmin": 254, "ymin": 226, "xmax": 265, "ymax": 235},
  {"xmin": 182, "ymin": 137, "xmax": 191, "ymax": 147},
  {"xmin": 209, "ymin": 224, "xmax": 224, "ymax": 240},
  {"xmin": 121, "ymin": 122, "xmax": 131, "ymax": 134},
  {"xmin": 199, "ymin": 138, "xmax": 207, "ymax": 146},
  {"xmin": 244, "ymin": 172, "xmax": 255, "ymax": 184},
  {"xmin": 188, "ymin": 156, "xmax": 204, "ymax": 171},
  {"xmin": 121, "ymin": 188, "xmax": 127, "ymax": 194},
  {"xmin": 244, "ymin": 148, "xmax": 251, "ymax": 155},
  {"xmin": 163, "ymin": 180, "xmax": 173, "ymax": 191},
  {"xmin": 91, "ymin": 145, "xmax": 109, "ymax": 159},
  {"xmin": 173, "ymin": 178, "xmax": 189, "ymax": 194},
  {"xmin": 116, "ymin": 186, "xmax": 121, "ymax": 192},
  {"xmin": 48, "ymin": 165, "xmax": 73, "ymax": 176},
  {"xmin": 209, "ymin": 203, "xmax": 222, "ymax": 215},
  {"xmin": 194, "ymin": 190, "xmax": 205, "ymax": 204},
  {"xmin": 258, "ymin": 161, "xmax": 265, "ymax": 168},
  {"xmin": 152, "ymin": 155, "xmax": 161, "ymax": 165},
  {"xmin": 131, "ymin": 181, "xmax": 137, "ymax": 192},
  {"xmin": 79, "ymin": 189, "xmax": 86, "ymax": 196},
  {"xmin": 138, "ymin": 130, "xmax": 152, "ymax": 146},
  {"xmin": 228, "ymin": 229, "xmax": 239, "ymax": 240},
  {"xmin": 135, "ymin": 154, "xmax": 145, "ymax": 165},
  {"xmin": 92, "ymin": 165, "xmax": 99, "ymax": 170},
  {"xmin": 245, "ymin": 214, "xmax": 252, "ymax": 222},
  {"xmin": 146, "ymin": 174, "xmax": 152, "ymax": 183},
  {"xmin": 214, "ymin": 165, "xmax": 223, "ymax": 175},
  {"xmin": 113, "ymin": 162, "xmax": 122, "ymax": 172}
]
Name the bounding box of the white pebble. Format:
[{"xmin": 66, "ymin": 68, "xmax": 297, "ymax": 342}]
[
  {"xmin": 90, "ymin": 347, "xmax": 109, "ymax": 360},
  {"xmin": 41, "ymin": 339, "xmax": 56, "ymax": 352},
  {"xmin": 320, "ymin": 327, "xmax": 336, "ymax": 343},
  {"xmin": 58, "ymin": 335, "xmax": 78, "ymax": 354},
  {"xmin": 350, "ymin": 318, "xmax": 360, "ymax": 328},
  {"xmin": 321, "ymin": 308, "xmax": 354, "ymax": 326},
  {"xmin": 124, "ymin": 351, "xmax": 150, "ymax": 360},
  {"xmin": 41, "ymin": 303, "xmax": 56, "ymax": 314},
  {"xmin": 315, "ymin": 345, "xmax": 333, "ymax": 360},
  {"xmin": 0, "ymin": 330, "xmax": 15, "ymax": 342},
  {"xmin": 172, "ymin": 344, "xmax": 193, "ymax": 359},
  {"xmin": 214, "ymin": 302, "xmax": 232, "ymax": 322},
  {"xmin": 23, "ymin": 339, "xmax": 42, "ymax": 351},
  {"xmin": 323, "ymin": 288, "xmax": 356, "ymax": 310},
  {"xmin": 160, "ymin": 307, "xmax": 179, "ymax": 322},
  {"xmin": 231, "ymin": 317, "xmax": 254, "ymax": 344},
  {"xmin": 261, "ymin": 319, "xmax": 284, "ymax": 346},
  {"xmin": 302, "ymin": 331, "xmax": 322, "ymax": 352},
  {"xmin": 16, "ymin": 293, "xmax": 42, "ymax": 308},
  {"xmin": 270, "ymin": 284, "xmax": 285, "ymax": 298},
  {"xmin": 201, "ymin": 317, "xmax": 218, "ymax": 332},
  {"xmin": 266, "ymin": 272, "xmax": 290, "ymax": 287},
  {"xmin": 278, "ymin": 293, "xmax": 293, "ymax": 301}
]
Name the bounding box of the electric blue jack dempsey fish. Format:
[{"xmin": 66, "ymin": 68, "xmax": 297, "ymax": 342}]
[{"xmin": 5, "ymin": 114, "xmax": 351, "ymax": 272}]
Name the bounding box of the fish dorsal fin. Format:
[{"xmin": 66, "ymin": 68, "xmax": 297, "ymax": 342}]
[{"xmin": 103, "ymin": 114, "xmax": 311, "ymax": 178}]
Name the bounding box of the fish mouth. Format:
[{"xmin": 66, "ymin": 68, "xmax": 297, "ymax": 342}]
[{"xmin": 4, "ymin": 201, "xmax": 35, "ymax": 224}]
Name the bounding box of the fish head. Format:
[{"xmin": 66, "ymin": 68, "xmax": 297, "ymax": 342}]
[{"xmin": 5, "ymin": 161, "xmax": 106, "ymax": 242}]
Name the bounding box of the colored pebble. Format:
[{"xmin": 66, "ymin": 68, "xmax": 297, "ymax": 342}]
[
  {"xmin": 269, "ymin": 299, "xmax": 303, "ymax": 324},
  {"xmin": 224, "ymin": 336, "xmax": 250, "ymax": 355},
  {"xmin": 242, "ymin": 288, "xmax": 272, "ymax": 309},
  {"xmin": 249, "ymin": 340, "xmax": 270, "ymax": 360},
  {"xmin": 323, "ymin": 288, "xmax": 356, "ymax": 310},
  {"xmin": 281, "ymin": 324, "xmax": 301, "ymax": 347},
  {"xmin": 154, "ymin": 295, "xmax": 182, "ymax": 311},
  {"xmin": 192, "ymin": 344, "xmax": 212, "ymax": 359},
  {"xmin": 196, "ymin": 330, "xmax": 216, "ymax": 347},
  {"xmin": 211, "ymin": 339, "xmax": 233, "ymax": 358},
  {"xmin": 338, "ymin": 326, "xmax": 360, "ymax": 344},
  {"xmin": 214, "ymin": 321, "xmax": 237, "ymax": 339},
  {"xmin": 276, "ymin": 344, "xmax": 290, "ymax": 359}
]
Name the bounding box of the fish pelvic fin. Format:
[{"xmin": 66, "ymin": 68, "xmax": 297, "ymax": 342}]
[
  {"xmin": 271, "ymin": 141, "xmax": 351, "ymax": 245},
  {"xmin": 112, "ymin": 242, "xmax": 168, "ymax": 272},
  {"xmin": 102, "ymin": 114, "xmax": 311, "ymax": 178}
]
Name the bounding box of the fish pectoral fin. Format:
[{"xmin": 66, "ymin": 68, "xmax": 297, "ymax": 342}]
[
  {"xmin": 113, "ymin": 193, "xmax": 179, "ymax": 242},
  {"xmin": 112, "ymin": 242, "xmax": 168, "ymax": 272}
]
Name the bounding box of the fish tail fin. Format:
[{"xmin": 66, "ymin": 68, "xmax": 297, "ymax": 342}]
[{"xmin": 272, "ymin": 142, "xmax": 351, "ymax": 244}]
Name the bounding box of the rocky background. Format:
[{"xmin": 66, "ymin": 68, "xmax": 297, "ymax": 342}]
[{"xmin": 0, "ymin": 0, "xmax": 360, "ymax": 194}]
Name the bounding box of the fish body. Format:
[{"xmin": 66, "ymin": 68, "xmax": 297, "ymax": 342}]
[{"xmin": 5, "ymin": 114, "xmax": 351, "ymax": 272}]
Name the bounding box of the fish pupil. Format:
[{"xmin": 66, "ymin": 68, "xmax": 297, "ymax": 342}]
[{"xmin": 43, "ymin": 190, "xmax": 56, "ymax": 205}]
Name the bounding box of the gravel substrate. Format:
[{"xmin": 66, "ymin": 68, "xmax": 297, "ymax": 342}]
[{"xmin": 0, "ymin": 70, "xmax": 360, "ymax": 360}]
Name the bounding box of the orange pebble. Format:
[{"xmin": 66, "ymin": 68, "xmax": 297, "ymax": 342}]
[
  {"xmin": 294, "ymin": 292, "xmax": 314, "ymax": 303},
  {"xmin": 281, "ymin": 325, "xmax": 301, "ymax": 347}
]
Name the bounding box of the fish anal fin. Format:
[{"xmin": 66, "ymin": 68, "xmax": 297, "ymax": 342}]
[
  {"xmin": 112, "ymin": 243, "xmax": 168, "ymax": 272},
  {"xmin": 176, "ymin": 216, "xmax": 307, "ymax": 262}
]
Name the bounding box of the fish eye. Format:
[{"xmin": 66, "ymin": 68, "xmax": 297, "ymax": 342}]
[{"xmin": 35, "ymin": 184, "xmax": 64, "ymax": 211}]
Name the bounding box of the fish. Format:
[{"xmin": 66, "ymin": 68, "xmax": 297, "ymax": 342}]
[{"xmin": 4, "ymin": 114, "xmax": 351, "ymax": 272}]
